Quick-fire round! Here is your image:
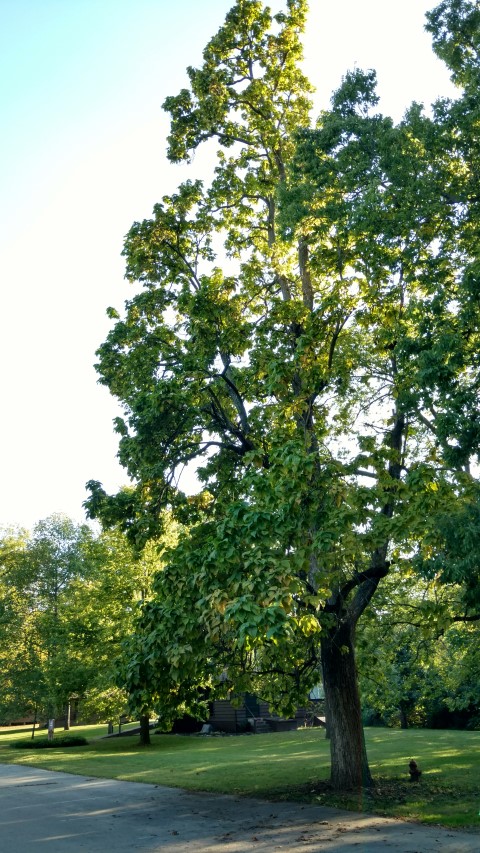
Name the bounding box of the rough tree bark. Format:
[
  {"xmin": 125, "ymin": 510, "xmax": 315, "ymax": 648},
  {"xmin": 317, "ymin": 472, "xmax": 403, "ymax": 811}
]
[{"xmin": 321, "ymin": 622, "xmax": 372, "ymax": 790}]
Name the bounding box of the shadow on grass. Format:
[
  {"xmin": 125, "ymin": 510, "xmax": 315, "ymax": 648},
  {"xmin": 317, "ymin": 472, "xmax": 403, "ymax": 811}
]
[{"xmin": 1, "ymin": 727, "xmax": 479, "ymax": 828}]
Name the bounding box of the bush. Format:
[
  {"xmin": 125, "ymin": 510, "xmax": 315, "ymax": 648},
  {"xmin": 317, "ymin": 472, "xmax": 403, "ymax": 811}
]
[{"xmin": 11, "ymin": 735, "xmax": 88, "ymax": 749}]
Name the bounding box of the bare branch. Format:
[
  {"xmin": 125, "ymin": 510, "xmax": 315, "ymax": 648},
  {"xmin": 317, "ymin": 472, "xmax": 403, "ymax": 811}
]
[
  {"xmin": 416, "ymin": 410, "xmax": 437, "ymax": 435},
  {"xmin": 353, "ymin": 469, "xmax": 378, "ymax": 479}
]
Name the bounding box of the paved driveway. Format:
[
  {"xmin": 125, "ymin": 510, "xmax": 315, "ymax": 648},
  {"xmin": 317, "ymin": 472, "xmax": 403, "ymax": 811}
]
[{"xmin": 0, "ymin": 764, "xmax": 478, "ymax": 852}]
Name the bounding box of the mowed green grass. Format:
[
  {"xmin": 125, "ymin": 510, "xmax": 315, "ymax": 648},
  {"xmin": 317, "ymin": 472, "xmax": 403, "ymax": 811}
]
[{"xmin": 0, "ymin": 724, "xmax": 479, "ymax": 829}]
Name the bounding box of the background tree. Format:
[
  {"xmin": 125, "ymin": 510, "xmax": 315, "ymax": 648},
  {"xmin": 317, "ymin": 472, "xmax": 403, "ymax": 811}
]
[
  {"xmin": 76, "ymin": 527, "xmax": 168, "ymax": 743},
  {"xmin": 0, "ymin": 517, "xmax": 162, "ymax": 731},
  {"xmin": 356, "ymin": 571, "xmax": 475, "ymax": 729},
  {"xmin": 86, "ymin": 0, "xmax": 480, "ymax": 790},
  {"xmin": 0, "ymin": 526, "xmax": 46, "ymax": 728},
  {"xmin": 0, "ymin": 516, "xmax": 98, "ymax": 727}
]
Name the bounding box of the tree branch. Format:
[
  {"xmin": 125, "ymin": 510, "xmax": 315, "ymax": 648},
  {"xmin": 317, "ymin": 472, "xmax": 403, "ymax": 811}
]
[
  {"xmin": 298, "ymin": 237, "xmax": 314, "ymax": 311},
  {"xmin": 219, "ymin": 355, "xmax": 251, "ymax": 437}
]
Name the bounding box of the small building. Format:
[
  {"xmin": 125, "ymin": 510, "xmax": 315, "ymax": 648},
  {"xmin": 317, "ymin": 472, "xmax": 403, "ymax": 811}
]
[{"xmin": 207, "ymin": 690, "xmax": 324, "ymax": 734}]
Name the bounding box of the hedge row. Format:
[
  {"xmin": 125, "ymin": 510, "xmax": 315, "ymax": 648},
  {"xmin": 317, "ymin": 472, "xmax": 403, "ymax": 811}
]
[{"xmin": 11, "ymin": 735, "xmax": 88, "ymax": 749}]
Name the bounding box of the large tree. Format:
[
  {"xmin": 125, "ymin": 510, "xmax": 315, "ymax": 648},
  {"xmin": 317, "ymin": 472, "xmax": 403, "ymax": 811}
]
[{"xmin": 86, "ymin": 0, "xmax": 480, "ymax": 789}]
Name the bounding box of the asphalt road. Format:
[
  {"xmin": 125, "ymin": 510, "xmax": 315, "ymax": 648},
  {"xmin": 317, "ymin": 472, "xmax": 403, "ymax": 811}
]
[{"xmin": 0, "ymin": 764, "xmax": 478, "ymax": 852}]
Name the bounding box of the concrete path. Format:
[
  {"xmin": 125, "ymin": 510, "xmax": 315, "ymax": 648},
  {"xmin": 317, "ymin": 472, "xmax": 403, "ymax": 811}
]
[{"xmin": 0, "ymin": 764, "xmax": 478, "ymax": 852}]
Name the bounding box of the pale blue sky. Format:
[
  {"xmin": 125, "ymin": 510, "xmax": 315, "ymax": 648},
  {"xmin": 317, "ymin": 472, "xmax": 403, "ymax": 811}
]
[{"xmin": 0, "ymin": 1, "xmax": 456, "ymax": 529}]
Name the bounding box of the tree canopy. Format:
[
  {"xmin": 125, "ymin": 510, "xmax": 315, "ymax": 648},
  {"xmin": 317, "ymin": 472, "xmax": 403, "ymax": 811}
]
[{"xmin": 86, "ymin": 0, "xmax": 480, "ymax": 790}]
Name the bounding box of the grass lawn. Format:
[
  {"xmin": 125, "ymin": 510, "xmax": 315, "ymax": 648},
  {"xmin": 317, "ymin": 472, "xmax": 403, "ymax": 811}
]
[{"xmin": 0, "ymin": 724, "xmax": 479, "ymax": 829}]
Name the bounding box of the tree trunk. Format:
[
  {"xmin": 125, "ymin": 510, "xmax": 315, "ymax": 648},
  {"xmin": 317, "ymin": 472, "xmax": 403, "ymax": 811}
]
[
  {"xmin": 64, "ymin": 701, "xmax": 71, "ymax": 731},
  {"xmin": 321, "ymin": 622, "xmax": 373, "ymax": 791},
  {"xmin": 31, "ymin": 706, "xmax": 37, "ymax": 740},
  {"xmin": 399, "ymin": 705, "xmax": 408, "ymax": 730},
  {"xmin": 139, "ymin": 713, "xmax": 151, "ymax": 746}
]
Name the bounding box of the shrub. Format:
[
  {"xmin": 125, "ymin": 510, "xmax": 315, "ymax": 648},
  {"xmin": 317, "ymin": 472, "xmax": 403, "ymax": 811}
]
[{"xmin": 11, "ymin": 735, "xmax": 88, "ymax": 749}]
